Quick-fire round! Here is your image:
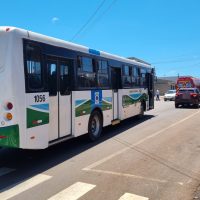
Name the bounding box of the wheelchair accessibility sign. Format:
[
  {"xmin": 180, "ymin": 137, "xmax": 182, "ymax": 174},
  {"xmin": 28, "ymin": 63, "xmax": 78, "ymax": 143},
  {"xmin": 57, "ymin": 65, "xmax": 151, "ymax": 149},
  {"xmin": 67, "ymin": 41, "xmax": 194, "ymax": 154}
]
[
  {"xmin": 91, "ymin": 90, "xmax": 102, "ymax": 108},
  {"xmin": 95, "ymin": 92, "xmax": 100, "ymax": 104}
]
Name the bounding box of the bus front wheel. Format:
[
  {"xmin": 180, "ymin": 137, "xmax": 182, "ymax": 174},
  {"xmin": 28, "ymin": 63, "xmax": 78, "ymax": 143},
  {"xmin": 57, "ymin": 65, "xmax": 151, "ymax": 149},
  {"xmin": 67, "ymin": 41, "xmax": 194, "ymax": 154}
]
[{"xmin": 88, "ymin": 110, "xmax": 102, "ymax": 141}]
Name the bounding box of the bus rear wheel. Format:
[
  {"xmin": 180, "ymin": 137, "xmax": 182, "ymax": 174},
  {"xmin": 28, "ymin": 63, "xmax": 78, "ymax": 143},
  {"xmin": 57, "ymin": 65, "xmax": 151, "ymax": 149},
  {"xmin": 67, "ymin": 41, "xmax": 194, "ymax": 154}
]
[{"xmin": 88, "ymin": 110, "xmax": 102, "ymax": 141}]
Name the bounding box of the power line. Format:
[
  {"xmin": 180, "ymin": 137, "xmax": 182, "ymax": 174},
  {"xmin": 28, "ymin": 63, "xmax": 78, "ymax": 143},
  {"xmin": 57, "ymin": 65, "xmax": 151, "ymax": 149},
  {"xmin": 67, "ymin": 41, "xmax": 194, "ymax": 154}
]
[
  {"xmin": 75, "ymin": 0, "xmax": 118, "ymax": 41},
  {"xmin": 186, "ymin": 62, "xmax": 200, "ymax": 68},
  {"xmin": 100, "ymin": 0, "xmax": 118, "ymax": 17},
  {"xmin": 152, "ymin": 57, "xmax": 200, "ymax": 65},
  {"xmin": 153, "ymin": 54, "xmax": 197, "ymax": 61},
  {"xmin": 70, "ymin": 0, "xmax": 107, "ymax": 42}
]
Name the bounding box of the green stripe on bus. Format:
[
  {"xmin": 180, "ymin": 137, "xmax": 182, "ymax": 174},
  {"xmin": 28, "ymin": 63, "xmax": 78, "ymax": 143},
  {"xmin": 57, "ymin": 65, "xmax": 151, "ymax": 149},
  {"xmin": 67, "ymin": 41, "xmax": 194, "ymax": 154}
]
[
  {"xmin": 75, "ymin": 100, "xmax": 92, "ymax": 117},
  {"xmin": 75, "ymin": 99, "xmax": 112, "ymax": 117},
  {"xmin": 102, "ymin": 100, "xmax": 112, "ymax": 111},
  {"xmin": 122, "ymin": 93, "xmax": 147, "ymax": 107},
  {"xmin": 0, "ymin": 125, "xmax": 19, "ymax": 148},
  {"xmin": 27, "ymin": 108, "xmax": 49, "ymax": 128}
]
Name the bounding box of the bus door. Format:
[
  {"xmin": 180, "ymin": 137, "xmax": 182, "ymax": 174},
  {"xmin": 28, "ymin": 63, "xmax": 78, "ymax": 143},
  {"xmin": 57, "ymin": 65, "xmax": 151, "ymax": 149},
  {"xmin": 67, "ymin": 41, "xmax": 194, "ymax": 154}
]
[
  {"xmin": 147, "ymin": 69, "xmax": 154, "ymax": 109},
  {"xmin": 47, "ymin": 57, "xmax": 72, "ymax": 141},
  {"xmin": 59, "ymin": 60, "xmax": 72, "ymax": 138},
  {"xmin": 111, "ymin": 67, "xmax": 121, "ymax": 119}
]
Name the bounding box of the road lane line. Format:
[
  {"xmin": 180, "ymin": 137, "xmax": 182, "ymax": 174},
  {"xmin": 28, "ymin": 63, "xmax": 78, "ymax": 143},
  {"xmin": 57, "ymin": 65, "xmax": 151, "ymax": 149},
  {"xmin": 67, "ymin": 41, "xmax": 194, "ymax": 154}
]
[
  {"xmin": 0, "ymin": 174, "xmax": 52, "ymax": 200},
  {"xmin": 0, "ymin": 167, "xmax": 15, "ymax": 177},
  {"xmin": 133, "ymin": 110, "xmax": 200, "ymax": 146},
  {"xmin": 119, "ymin": 193, "xmax": 148, "ymax": 200},
  {"xmin": 83, "ymin": 168, "xmax": 167, "ymax": 183},
  {"xmin": 48, "ymin": 182, "xmax": 96, "ymax": 200},
  {"xmin": 83, "ymin": 110, "xmax": 200, "ymax": 170},
  {"xmin": 83, "ymin": 146, "xmax": 129, "ymax": 170}
]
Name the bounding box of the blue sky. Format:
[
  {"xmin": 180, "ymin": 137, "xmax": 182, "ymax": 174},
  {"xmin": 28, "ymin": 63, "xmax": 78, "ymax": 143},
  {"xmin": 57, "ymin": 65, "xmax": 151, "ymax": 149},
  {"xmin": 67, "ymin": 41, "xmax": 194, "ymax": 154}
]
[{"xmin": 1, "ymin": 0, "xmax": 200, "ymax": 77}]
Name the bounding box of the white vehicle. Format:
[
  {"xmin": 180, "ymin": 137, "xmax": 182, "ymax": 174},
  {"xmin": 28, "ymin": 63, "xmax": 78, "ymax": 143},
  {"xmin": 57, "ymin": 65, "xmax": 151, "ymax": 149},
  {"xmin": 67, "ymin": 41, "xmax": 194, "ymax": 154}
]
[
  {"xmin": 0, "ymin": 27, "xmax": 154, "ymax": 149},
  {"xmin": 164, "ymin": 90, "xmax": 176, "ymax": 101}
]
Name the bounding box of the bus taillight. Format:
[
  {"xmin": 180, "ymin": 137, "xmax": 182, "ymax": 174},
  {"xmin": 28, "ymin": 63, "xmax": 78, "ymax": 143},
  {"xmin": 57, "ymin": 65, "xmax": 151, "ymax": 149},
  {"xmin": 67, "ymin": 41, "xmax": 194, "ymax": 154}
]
[
  {"xmin": 6, "ymin": 113, "xmax": 13, "ymax": 120},
  {"xmin": 7, "ymin": 102, "xmax": 13, "ymax": 110}
]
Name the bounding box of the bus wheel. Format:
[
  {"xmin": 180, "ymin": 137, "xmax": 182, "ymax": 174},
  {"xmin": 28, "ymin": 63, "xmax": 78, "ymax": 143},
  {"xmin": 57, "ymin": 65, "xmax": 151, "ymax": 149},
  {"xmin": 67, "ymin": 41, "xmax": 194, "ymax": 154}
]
[{"xmin": 88, "ymin": 110, "xmax": 102, "ymax": 141}]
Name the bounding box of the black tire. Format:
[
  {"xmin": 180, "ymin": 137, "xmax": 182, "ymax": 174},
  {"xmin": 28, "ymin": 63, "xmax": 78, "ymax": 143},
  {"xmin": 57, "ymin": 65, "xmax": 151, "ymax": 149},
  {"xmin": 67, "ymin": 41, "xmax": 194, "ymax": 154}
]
[
  {"xmin": 195, "ymin": 104, "xmax": 199, "ymax": 109},
  {"xmin": 88, "ymin": 110, "xmax": 102, "ymax": 141},
  {"xmin": 175, "ymin": 103, "xmax": 179, "ymax": 108}
]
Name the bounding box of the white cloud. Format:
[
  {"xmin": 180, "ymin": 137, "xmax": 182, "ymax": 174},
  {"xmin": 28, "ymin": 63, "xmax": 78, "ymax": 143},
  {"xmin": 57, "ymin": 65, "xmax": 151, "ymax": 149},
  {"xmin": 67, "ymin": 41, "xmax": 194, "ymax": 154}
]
[{"xmin": 52, "ymin": 17, "xmax": 59, "ymax": 23}]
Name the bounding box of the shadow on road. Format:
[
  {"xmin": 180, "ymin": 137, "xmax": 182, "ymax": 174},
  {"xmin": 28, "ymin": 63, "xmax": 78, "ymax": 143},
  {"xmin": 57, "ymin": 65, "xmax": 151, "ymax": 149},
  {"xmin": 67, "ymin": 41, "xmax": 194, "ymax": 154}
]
[{"xmin": 0, "ymin": 114, "xmax": 155, "ymax": 191}]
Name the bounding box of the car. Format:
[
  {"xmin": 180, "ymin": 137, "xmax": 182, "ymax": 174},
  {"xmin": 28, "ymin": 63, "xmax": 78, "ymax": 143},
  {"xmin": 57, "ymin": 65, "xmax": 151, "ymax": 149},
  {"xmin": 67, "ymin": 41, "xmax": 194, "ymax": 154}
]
[
  {"xmin": 175, "ymin": 88, "xmax": 200, "ymax": 108},
  {"xmin": 164, "ymin": 90, "xmax": 176, "ymax": 101}
]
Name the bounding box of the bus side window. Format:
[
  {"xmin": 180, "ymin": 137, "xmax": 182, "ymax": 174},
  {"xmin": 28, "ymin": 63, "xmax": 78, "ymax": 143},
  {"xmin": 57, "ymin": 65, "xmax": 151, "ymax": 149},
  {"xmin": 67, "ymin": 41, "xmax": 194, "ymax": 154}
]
[
  {"xmin": 47, "ymin": 62, "xmax": 57, "ymax": 96},
  {"xmin": 140, "ymin": 68, "xmax": 147, "ymax": 88},
  {"xmin": 25, "ymin": 44, "xmax": 43, "ymax": 91},
  {"xmin": 77, "ymin": 56, "xmax": 96, "ymax": 88},
  {"xmin": 122, "ymin": 65, "xmax": 131, "ymax": 88},
  {"xmin": 132, "ymin": 66, "xmax": 140, "ymax": 87},
  {"xmin": 60, "ymin": 61, "xmax": 71, "ymax": 95},
  {"xmin": 97, "ymin": 60, "xmax": 109, "ymax": 88}
]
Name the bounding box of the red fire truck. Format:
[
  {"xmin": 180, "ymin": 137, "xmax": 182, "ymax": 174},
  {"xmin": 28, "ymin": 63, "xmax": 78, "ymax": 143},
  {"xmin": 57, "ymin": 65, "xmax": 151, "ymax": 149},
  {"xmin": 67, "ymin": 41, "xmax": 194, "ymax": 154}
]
[{"xmin": 176, "ymin": 76, "xmax": 200, "ymax": 91}]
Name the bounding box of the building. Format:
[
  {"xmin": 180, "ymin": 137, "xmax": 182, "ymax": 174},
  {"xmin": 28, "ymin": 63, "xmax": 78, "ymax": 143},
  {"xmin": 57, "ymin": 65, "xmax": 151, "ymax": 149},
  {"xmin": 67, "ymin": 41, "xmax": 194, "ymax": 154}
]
[{"xmin": 155, "ymin": 77, "xmax": 176, "ymax": 95}]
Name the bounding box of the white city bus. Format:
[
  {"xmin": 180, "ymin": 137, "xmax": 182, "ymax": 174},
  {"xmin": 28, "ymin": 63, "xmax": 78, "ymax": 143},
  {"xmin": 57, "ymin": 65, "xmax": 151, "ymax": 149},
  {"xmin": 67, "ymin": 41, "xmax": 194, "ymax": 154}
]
[{"xmin": 0, "ymin": 27, "xmax": 154, "ymax": 149}]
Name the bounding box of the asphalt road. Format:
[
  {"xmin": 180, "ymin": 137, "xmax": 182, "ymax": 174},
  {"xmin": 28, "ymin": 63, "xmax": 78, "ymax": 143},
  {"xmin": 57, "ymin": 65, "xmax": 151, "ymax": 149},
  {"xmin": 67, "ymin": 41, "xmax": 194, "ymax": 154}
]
[{"xmin": 0, "ymin": 100, "xmax": 200, "ymax": 200}]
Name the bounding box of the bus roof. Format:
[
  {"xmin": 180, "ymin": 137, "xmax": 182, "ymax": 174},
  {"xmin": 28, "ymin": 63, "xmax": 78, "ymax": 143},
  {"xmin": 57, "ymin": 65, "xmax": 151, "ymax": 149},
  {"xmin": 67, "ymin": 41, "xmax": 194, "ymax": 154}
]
[{"xmin": 0, "ymin": 26, "xmax": 152, "ymax": 69}]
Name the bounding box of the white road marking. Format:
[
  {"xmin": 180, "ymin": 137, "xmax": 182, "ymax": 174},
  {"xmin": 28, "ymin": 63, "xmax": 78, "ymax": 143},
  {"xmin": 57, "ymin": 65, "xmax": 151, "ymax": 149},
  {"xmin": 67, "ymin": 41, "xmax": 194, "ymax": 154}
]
[
  {"xmin": 119, "ymin": 193, "xmax": 148, "ymax": 200},
  {"xmin": 83, "ymin": 168, "xmax": 167, "ymax": 183},
  {"xmin": 48, "ymin": 182, "xmax": 96, "ymax": 200},
  {"xmin": 133, "ymin": 110, "xmax": 200, "ymax": 146},
  {"xmin": 0, "ymin": 174, "xmax": 52, "ymax": 200},
  {"xmin": 83, "ymin": 110, "xmax": 200, "ymax": 170},
  {"xmin": 83, "ymin": 146, "xmax": 129, "ymax": 170},
  {"xmin": 0, "ymin": 167, "xmax": 15, "ymax": 177}
]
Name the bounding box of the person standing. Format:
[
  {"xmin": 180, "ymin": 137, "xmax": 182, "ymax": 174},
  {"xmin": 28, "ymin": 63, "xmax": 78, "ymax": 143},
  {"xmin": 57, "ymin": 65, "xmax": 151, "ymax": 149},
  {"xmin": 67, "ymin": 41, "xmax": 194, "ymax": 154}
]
[{"xmin": 156, "ymin": 89, "xmax": 160, "ymax": 101}]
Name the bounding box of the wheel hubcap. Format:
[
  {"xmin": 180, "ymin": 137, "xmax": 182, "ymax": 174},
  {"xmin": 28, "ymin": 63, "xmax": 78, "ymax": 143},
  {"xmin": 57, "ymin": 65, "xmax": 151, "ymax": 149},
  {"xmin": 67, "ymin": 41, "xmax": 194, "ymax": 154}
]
[{"xmin": 91, "ymin": 115, "xmax": 100, "ymax": 136}]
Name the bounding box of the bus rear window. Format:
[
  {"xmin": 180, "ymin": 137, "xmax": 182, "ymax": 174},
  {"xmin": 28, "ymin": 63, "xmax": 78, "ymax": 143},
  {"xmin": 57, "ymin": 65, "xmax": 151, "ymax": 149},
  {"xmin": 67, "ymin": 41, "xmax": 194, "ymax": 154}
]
[{"xmin": 24, "ymin": 43, "xmax": 43, "ymax": 91}]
